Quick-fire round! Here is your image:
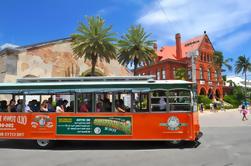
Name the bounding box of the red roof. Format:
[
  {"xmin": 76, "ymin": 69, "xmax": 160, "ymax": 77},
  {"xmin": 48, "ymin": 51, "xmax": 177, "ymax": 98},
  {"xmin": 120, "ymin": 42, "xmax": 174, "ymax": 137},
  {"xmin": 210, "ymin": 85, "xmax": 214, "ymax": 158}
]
[{"xmin": 157, "ymin": 35, "xmax": 205, "ymax": 60}]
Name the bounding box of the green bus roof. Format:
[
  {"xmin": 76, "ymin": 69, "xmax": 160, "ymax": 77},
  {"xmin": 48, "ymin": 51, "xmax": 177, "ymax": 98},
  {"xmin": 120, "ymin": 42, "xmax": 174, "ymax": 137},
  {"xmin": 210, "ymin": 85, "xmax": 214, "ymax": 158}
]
[{"xmin": 0, "ymin": 77, "xmax": 194, "ymax": 94}]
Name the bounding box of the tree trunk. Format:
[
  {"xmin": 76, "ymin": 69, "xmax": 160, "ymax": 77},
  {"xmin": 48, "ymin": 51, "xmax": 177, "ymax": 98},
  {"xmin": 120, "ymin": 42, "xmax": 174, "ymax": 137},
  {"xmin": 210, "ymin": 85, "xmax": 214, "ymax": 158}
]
[
  {"xmin": 91, "ymin": 56, "xmax": 97, "ymax": 76},
  {"xmin": 245, "ymin": 71, "xmax": 247, "ymax": 101},
  {"xmin": 133, "ymin": 58, "xmax": 138, "ymax": 76}
]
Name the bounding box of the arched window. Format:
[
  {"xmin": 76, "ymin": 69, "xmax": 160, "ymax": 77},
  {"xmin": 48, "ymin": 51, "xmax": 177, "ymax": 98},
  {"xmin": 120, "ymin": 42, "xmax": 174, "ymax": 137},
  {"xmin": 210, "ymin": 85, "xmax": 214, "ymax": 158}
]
[{"xmin": 200, "ymin": 67, "xmax": 203, "ymax": 79}]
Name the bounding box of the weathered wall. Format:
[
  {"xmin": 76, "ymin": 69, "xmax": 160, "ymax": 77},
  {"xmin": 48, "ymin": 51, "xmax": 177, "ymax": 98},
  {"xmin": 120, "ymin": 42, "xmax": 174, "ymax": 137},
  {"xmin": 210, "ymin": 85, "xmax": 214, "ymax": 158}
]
[
  {"xmin": 0, "ymin": 54, "xmax": 18, "ymax": 82},
  {"xmin": 15, "ymin": 41, "xmax": 131, "ymax": 79}
]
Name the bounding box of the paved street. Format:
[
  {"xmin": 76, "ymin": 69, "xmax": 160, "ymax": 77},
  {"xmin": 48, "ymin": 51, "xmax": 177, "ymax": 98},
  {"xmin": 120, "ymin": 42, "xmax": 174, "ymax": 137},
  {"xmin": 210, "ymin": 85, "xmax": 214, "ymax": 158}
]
[{"xmin": 0, "ymin": 110, "xmax": 251, "ymax": 166}]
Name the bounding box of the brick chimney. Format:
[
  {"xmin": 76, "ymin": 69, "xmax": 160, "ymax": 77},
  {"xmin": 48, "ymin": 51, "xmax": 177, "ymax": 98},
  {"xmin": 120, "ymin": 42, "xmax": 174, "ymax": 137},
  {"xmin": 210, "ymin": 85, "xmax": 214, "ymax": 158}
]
[{"xmin": 175, "ymin": 33, "xmax": 182, "ymax": 59}]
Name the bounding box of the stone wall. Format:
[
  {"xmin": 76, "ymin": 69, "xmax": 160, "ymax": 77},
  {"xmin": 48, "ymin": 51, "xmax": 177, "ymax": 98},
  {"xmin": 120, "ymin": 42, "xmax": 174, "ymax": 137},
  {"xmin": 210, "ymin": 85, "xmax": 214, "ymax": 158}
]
[
  {"xmin": 14, "ymin": 40, "xmax": 131, "ymax": 79},
  {"xmin": 0, "ymin": 54, "xmax": 18, "ymax": 82}
]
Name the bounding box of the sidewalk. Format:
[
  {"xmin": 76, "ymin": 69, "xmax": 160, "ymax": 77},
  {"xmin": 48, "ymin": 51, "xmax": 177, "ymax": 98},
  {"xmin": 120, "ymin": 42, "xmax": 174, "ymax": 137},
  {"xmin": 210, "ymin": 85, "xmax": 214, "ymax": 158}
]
[
  {"xmin": 199, "ymin": 109, "xmax": 251, "ymax": 127},
  {"xmin": 199, "ymin": 108, "xmax": 238, "ymax": 115}
]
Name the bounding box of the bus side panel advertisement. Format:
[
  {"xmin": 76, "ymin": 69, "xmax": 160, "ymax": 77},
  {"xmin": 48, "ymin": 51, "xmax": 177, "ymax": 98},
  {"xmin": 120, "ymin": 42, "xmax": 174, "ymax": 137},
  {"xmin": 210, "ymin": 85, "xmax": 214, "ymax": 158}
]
[
  {"xmin": 56, "ymin": 116, "xmax": 132, "ymax": 136},
  {"xmin": 0, "ymin": 114, "xmax": 29, "ymax": 138}
]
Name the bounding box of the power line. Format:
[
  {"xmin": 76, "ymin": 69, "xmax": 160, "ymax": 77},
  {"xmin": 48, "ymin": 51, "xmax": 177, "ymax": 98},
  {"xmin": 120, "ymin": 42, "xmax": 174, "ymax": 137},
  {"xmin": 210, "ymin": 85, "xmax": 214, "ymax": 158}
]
[{"xmin": 157, "ymin": 0, "xmax": 176, "ymax": 35}]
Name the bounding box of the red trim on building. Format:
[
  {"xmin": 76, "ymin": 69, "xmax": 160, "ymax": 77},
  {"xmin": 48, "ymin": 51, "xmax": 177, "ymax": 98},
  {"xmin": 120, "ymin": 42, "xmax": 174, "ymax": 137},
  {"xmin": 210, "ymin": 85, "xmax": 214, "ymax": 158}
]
[{"xmin": 136, "ymin": 33, "xmax": 223, "ymax": 99}]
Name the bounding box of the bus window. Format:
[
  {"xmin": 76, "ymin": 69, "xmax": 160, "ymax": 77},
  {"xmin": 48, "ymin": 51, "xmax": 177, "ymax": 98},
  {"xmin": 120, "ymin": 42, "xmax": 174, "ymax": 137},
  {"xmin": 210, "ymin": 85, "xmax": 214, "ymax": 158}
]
[
  {"xmin": 0, "ymin": 94, "xmax": 15, "ymax": 113},
  {"xmin": 150, "ymin": 90, "xmax": 167, "ymax": 112},
  {"xmin": 95, "ymin": 93, "xmax": 112, "ymax": 112},
  {"xmin": 25, "ymin": 95, "xmax": 41, "ymax": 112},
  {"xmin": 0, "ymin": 95, "xmax": 27, "ymax": 113},
  {"xmin": 167, "ymin": 89, "xmax": 192, "ymax": 111},
  {"xmin": 133, "ymin": 92, "xmax": 149, "ymax": 112},
  {"xmin": 78, "ymin": 93, "xmax": 92, "ymax": 112},
  {"xmin": 4, "ymin": 95, "xmax": 24, "ymax": 113},
  {"xmin": 25, "ymin": 94, "xmax": 74, "ymax": 113},
  {"xmin": 0, "ymin": 100, "xmax": 8, "ymax": 112},
  {"xmin": 55, "ymin": 94, "xmax": 75, "ymax": 113},
  {"xmin": 114, "ymin": 93, "xmax": 131, "ymax": 112}
]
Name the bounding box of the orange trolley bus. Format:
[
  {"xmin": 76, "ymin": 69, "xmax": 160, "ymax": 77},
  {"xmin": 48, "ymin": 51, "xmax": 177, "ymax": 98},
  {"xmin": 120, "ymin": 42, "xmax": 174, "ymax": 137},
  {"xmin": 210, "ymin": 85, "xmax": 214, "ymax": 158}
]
[{"xmin": 0, "ymin": 76, "xmax": 202, "ymax": 148}]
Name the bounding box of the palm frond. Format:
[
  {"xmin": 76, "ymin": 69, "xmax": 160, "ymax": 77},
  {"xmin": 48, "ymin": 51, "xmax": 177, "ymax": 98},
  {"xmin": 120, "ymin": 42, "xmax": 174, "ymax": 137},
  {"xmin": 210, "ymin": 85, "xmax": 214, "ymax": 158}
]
[
  {"xmin": 71, "ymin": 16, "xmax": 117, "ymax": 76},
  {"xmin": 117, "ymin": 24, "xmax": 156, "ymax": 75}
]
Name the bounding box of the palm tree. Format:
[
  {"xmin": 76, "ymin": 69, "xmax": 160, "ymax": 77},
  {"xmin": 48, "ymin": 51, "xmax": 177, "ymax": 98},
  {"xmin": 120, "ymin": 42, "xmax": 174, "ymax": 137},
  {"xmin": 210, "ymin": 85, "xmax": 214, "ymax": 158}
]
[
  {"xmin": 71, "ymin": 16, "xmax": 117, "ymax": 76},
  {"xmin": 117, "ymin": 25, "xmax": 157, "ymax": 75},
  {"xmin": 226, "ymin": 79, "xmax": 236, "ymax": 87},
  {"xmin": 235, "ymin": 55, "xmax": 251, "ymax": 99},
  {"xmin": 214, "ymin": 51, "xmax": 233, "ymax": 72},
  {"xmin": 175, "ymin": 68, "xmax": 186, "ymax": 80}
]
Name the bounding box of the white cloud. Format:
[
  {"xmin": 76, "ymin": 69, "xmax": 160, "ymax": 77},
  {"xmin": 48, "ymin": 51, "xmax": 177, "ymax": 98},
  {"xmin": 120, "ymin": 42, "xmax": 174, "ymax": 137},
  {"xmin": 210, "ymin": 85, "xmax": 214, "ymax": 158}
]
[
  {"xmin": 137, "ymin": 0, "xmax": 251, "ymax": 48},
  {"xmin": 0, "ymin": 43, "xmax": 18, "ymax": 51},
  {"xmin": 216, "ymin": 30, "xmax": 251, "ymax": 51}
]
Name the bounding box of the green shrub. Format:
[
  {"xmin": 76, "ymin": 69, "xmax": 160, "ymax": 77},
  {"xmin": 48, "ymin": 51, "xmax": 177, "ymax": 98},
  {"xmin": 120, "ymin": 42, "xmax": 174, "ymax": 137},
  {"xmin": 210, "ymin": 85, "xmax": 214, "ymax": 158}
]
[
  {"xmin": 223, "ymin": 101, "xmax": 234, "ymax": 109},
  {"xmin": 198, "ymin": 95, "xmax": 211, "ymax": 109},
  {"xmin": 223, "ymin": 95, "xmax": 240, "ymax": 108},
  {"xmin": 224, "ymin": 105, "xmax": 233, "ymax": 109}
]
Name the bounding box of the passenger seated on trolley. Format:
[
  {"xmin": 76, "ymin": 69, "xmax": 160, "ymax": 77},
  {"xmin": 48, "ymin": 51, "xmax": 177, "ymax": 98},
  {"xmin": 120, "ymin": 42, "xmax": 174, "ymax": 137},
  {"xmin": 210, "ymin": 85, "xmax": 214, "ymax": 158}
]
[
  {"xmin": 66, "ymin": 101, "xmax": 74, "ymax": 112},
  {"xmin": 79, "ymin": 99, "xmax": 89, "ymax": 112},
  {"xmin": 0, "ymin": 100, "xmax": 7, "ymax": 112},
  {"xmin": 96, "ymin": 101, "xmax": 103, "ymax": 112},
  {"xmin": 16, "ymin": 99, "xmax": 23, "ymax": 112},
  {"xmin": 47, "ymin": 97, "xmax": 55, "ymax": 112},
  {"xmin": 159, "ymin": 97, "xmax": 166, "ymax": 111},
  {"xmin": 7, "ymin": 99, "xmax": 16, "ymax": 112},
  {"xmin": 24, "ymin": 101, "xmax": 33, "ymax": 113},
  {"xmin": 40, "ymin": 100, "xmax": 49, "ymax": 112},
  {"xmin": 101, "ymin": 94, "xmax": 112, "ymax": 112},
  {"xmin": 115, "ymin": 100, "xmax": 125, "ymax": 113},
  {"xmin": 56, "ymin": 99, "xmax": 68, "ymax": 113}
]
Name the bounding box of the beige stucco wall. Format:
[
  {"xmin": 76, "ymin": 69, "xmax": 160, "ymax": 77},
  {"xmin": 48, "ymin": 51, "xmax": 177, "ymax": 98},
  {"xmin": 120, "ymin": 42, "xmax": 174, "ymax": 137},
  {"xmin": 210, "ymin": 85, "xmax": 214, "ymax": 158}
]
[
  {"xmin": 0, "ymin": 54, "xmax": 18, "ymax": 82},
  {"xmin": 1, "ymin": 40, "xmax": 131, "ymax": 83}
]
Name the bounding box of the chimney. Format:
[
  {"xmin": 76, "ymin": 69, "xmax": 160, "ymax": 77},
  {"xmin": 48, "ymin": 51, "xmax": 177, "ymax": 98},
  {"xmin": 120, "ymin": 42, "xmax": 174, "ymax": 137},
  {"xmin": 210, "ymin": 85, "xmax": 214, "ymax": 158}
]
[
  {"xmin": 153, "ymin": 43, "xmax": 158, "ymax": 51},
  {"xmin": 175, "ymin": 33, "xmax": 182, "ymax": 59}
]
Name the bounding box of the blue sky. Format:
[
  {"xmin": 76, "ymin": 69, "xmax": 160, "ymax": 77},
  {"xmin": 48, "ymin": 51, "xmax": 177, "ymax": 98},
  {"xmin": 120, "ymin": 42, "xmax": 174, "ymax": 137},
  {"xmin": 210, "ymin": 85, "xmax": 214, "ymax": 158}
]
[{"xmin": 0, "ymin": 0, "xmax": 251, "ymax": 78}]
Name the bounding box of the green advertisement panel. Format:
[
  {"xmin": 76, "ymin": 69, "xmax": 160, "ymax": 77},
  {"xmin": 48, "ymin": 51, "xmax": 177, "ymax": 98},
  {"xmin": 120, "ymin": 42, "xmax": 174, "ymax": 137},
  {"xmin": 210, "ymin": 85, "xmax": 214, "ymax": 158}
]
[{"xmin": 56, "ymin": 116, "xmax": 132, "ymax": 135}]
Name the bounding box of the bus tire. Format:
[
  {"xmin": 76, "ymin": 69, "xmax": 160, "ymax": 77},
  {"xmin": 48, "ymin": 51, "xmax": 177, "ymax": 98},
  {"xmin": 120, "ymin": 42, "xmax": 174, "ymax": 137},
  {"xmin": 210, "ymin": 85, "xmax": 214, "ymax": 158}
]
[
  {"xmin": 166, "ymin": 140, "xmax": 184, "ymax": 147},
  {"xmin": 35, "ymin": 139, "xmax": 55, "ymax": 149},
  {"xmin": 169, "ymin": 140, "xmax": 182, "ymax": 145}
]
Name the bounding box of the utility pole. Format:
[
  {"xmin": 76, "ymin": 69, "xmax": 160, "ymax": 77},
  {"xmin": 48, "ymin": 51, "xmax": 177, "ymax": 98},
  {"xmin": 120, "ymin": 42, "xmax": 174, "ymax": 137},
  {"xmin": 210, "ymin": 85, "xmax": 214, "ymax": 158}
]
[
  {"xmin": 189, "ymin": 50, "xmax": 199, "ymax": 83},
  {"xmin": 188, "ymin": 50, "xmax": 199, "ymax": 112}
]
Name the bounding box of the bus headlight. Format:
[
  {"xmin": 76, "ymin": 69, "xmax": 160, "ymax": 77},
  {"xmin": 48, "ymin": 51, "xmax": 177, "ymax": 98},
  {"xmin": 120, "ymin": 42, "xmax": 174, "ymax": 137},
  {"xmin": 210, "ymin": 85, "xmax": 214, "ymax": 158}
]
[{"xmin": 167, "ymin": 116, "xmax": 180, "ymax": 130}]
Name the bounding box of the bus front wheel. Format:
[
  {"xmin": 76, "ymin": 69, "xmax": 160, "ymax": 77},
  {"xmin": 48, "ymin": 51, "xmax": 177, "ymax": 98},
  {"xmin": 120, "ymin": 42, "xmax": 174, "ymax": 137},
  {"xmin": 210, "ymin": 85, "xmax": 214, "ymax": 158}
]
[
  {"xmin": 35, "ymin": 139, "xmax": 54, "ymax": 149},
  {"xmin": 169, "ymin": 140, "xmax": 182, "ymax": 145},
  {"xmin": 166, "ymin": 140, "xmax": 184, "ymax": 147}
]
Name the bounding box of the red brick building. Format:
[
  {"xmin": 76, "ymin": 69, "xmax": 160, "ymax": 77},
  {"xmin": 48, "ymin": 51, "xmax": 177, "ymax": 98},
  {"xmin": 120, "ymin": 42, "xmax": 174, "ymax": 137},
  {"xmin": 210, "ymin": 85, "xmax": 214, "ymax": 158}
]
[{"xmin": 135, "ymin": 32, "xmax": 223, "ymax": 99}]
